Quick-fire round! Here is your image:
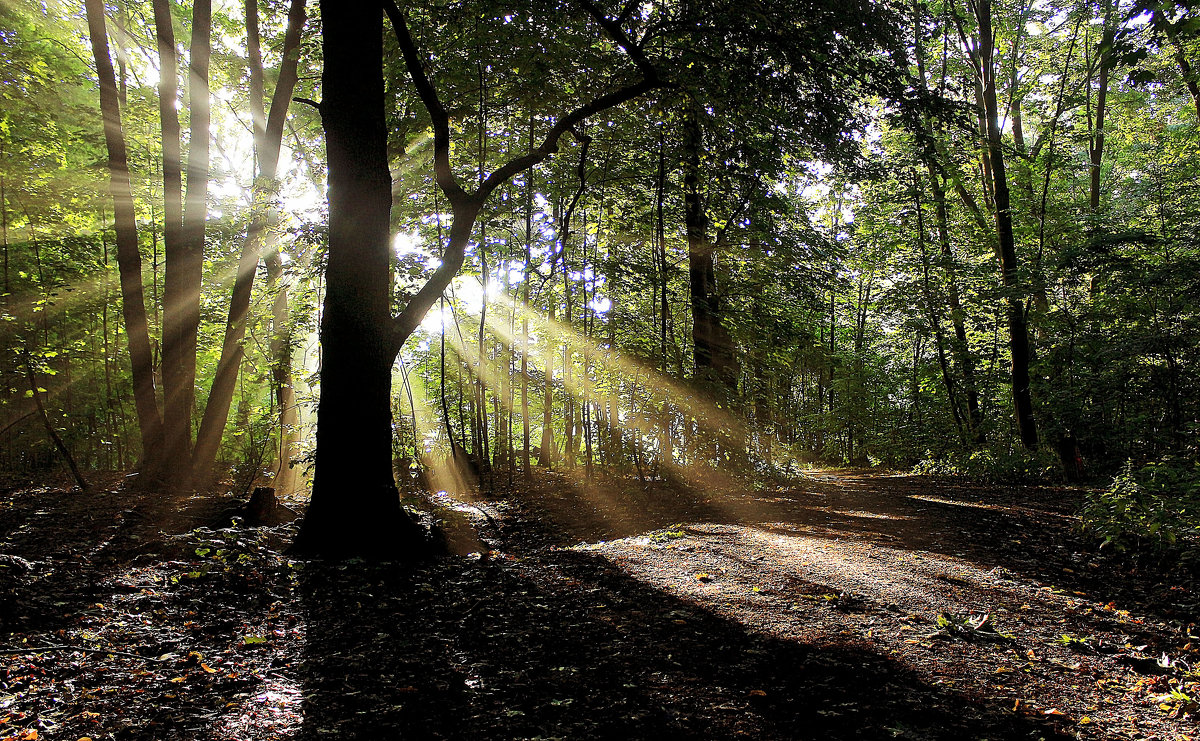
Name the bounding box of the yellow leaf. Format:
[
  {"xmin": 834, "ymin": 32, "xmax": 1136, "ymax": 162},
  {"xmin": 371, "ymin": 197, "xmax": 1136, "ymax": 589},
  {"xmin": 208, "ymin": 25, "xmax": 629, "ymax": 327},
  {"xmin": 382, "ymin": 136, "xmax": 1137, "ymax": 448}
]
[
  {"xmin": 749, "ymin": 689, "xmax": 767, "ymax": 697},
  {"xmin": 201, "ymin": 663, "xmax": 217, "ymax": 674}
]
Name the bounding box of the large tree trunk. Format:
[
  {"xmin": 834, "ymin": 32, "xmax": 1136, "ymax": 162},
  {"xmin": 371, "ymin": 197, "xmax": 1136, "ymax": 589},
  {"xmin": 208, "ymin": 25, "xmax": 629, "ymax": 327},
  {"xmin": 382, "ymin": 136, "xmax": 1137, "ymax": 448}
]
[
  {"xmin": 293, "ymin": 0, "xmax": 658, "ymax": 557},
  {"xmin": 291, "ymin": 0, "xmax": 427, "ymax": 559},
  {"xmin": 976, "ymin": 0, "xmax": 1038, "ymax": 449},
  {"xmin": 85, "ymin": 0, "xmax": 164, "ymax": 466},
  {"xmin": 152, "ymin": 0, "xmax": 192, "ymax": 477},
  {"xmin": 192, "ymin": 0, "xmax": 307, "ymax": 485}
]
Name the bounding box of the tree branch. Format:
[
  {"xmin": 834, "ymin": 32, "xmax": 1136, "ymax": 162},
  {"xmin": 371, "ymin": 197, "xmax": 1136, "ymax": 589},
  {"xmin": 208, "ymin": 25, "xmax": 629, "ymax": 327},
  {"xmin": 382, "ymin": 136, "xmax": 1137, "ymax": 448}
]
[
  {"xmin": 478, "ymin": 77, "xmax": 658, "ymax": 200},
  {"xmin": 383, "ymin": 0, "xmax": 466, "ymax": 205}
]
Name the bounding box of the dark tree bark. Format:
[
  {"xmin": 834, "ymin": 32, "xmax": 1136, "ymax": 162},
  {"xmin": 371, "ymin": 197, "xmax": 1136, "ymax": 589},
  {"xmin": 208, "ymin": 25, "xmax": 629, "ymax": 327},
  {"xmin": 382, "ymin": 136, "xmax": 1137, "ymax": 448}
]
[
  {"xmin": 293, "ymin": 0, "xmax": 659, "ymax": 558},
  {"xmin": 290, "ymin": 0, "xmax": 427, "ymax": 558},
  {"xmin": 85, "ymin": 0, "xmax": 164, "ymax": 466},
  {"xmin": 683, "ymin": 109, "xmax": 739, "ymax": 391},
  {"xmin": 974, "ymin": 0, "xmax": 1038, "ymax": 449},
  {"xmin": 152, "ymin": 0, "xmax": 191, "ymax": 475},
  {"xmin": 1088, "ymin": 0, "xmax": 1114, "ymax": 213}
]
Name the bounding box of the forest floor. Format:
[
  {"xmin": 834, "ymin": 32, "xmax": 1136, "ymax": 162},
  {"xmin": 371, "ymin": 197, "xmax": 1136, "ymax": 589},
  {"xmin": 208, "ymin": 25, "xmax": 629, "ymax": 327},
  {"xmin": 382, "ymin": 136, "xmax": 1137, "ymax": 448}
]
[{"xmin": 0, "ymin": 468, "xmax": 1198, "ymax": 740}]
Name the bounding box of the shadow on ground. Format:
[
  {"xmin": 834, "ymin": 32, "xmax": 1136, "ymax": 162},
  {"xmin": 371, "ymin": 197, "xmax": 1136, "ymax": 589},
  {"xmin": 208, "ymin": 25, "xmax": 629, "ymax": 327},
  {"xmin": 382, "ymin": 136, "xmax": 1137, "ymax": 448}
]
[
  {"xmin": 492, "ymin": 469, "xmax": 1198, "ymax": 627},
  {"xmin": 296, "ymin": 550, "xmax": 1068, "ymax": 740}
]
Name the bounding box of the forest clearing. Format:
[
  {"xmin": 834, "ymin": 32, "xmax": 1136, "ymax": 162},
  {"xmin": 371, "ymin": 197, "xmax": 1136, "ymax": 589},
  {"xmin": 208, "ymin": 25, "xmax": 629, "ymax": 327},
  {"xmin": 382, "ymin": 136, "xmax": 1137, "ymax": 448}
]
[
  {"xmin": 4, "ymin": 0, "xmax": 1200, "ymax": 737},
  {"xmin": 1, "ymin": 469, "xmax": 1197, "ymax": 740}
]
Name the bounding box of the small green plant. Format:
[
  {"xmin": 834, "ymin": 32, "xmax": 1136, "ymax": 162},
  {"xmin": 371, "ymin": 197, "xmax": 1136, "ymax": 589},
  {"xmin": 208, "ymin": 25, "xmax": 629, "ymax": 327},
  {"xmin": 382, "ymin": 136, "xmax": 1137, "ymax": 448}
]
[
  {"xmin": 1080, "ymin": 458, "xmax": 1200, "ymax": 554},
  {"xmin": 912, "ymin": 447, "xmax": 1058, "ymax": 484},
  {"xmin": 650, "ymin": 526, "xmax": 686, "ymax": 543}
]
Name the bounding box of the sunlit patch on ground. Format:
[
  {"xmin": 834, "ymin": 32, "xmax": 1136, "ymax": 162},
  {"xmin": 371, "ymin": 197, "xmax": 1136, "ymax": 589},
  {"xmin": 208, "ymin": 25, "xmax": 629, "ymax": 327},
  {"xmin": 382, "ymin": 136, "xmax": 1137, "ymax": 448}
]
[
  {"xmin": 909, "ymin": 493, "xmax": 1007, "ymax": 510},
  {"xmin": 213, "ymin": 674, "xmax": 304, "ymax": 740},
  {"xmin": 575, "ymin": 523, "xmax": 997, "ymax": 626}
]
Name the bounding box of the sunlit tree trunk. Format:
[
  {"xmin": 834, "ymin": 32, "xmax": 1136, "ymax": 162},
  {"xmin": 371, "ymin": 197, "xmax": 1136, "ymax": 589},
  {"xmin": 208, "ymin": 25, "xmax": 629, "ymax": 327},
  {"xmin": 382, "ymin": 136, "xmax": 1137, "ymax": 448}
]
[
  {"xmin": 193, "ymin": 0, "xmax": 307, "ymax": 486},
  {"xmin": 153, "ymin": 0, "xmax": 211, "ymax": 481},
  {"xmin": 85, "ymin": 0, "xmax": 163, "ymax": 467},
  {"xmin": 913, "ymin": 172, "xmax": 966, "ymax": 440}
]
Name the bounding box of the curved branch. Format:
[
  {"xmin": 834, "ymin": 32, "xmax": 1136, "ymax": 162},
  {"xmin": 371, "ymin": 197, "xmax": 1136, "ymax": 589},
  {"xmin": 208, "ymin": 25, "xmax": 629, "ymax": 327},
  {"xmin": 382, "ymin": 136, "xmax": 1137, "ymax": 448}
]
[
  {"xmin": 478, "ymin": 77, "xmax": 658, "ymax": 200},
  {"xmin": 384, "ymin": 0, "xmax": 467, "ymax": 205}
]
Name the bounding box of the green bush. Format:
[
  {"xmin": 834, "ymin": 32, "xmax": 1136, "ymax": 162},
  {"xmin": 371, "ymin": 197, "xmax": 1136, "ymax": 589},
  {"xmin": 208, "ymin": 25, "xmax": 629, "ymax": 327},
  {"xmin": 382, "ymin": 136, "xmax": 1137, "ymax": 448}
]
[
  {"xmin": 1080, "ymin": 458, "xmax": 1200, "ymax": 553},
  {"xmin": 911, "ymin": 447, "xmax": 1059, "ymax": 484}
]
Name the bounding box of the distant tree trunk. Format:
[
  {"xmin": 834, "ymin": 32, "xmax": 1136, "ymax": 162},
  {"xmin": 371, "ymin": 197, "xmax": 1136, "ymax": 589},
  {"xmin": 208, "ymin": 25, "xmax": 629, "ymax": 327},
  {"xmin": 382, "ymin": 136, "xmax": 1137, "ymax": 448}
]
[
  {"xmin": 683, "ymin": 111, "xmax": 739, "ymax": 393},
  {"xmin": 684, "ymin": 110, "xmax": 712, "ymax": 375},
  {"xmin": 913, "ymin": 172, "xmax": 965, "ymax": 440},
  {"xmin": 291, "ymin": 0, "xmax": 428, "ymax": 558},
  {"xmin": 562, "ymin": 261, "xmax": 576, "ymax": 467},
  {"xmin": 538, "ymin": 302, "xmax": 556, "ymax": 467},
  {"xmin": 521, "ymin": 119, "xmax": 533, "ymax": 476},
  {"xmin": 1088, "ymin": 0, "xmax": 1114, "ymax": 213},
  {"xmin": 193, "ymin": 0, "xmax": 307, "ymax": 485},
  {"xmin": 85, "ymin": 0, "xmax": 164, "ymax": 466},
  {"xmin": 975, "ymin": 0, "xmax": 1038, "ymax": 449}
]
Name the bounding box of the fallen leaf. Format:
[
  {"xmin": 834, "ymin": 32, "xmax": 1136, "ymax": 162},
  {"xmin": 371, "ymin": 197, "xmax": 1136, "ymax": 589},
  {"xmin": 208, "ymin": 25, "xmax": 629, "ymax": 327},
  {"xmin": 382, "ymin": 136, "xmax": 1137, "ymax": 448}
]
[
  {"xmin": 201, "ymin": 663, "xmax": 218, "ymax": 674},
  {"xmin": 749, "ymin": 689, "xmax": 767, "ymax": 697}
]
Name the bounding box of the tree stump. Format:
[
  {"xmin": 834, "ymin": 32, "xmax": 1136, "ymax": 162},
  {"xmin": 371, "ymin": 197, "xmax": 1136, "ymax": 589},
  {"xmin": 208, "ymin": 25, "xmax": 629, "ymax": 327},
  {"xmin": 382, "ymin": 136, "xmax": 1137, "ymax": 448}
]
[{"xmin": 247, "ymin": 486, "xmax": 278, "ymax": 524}]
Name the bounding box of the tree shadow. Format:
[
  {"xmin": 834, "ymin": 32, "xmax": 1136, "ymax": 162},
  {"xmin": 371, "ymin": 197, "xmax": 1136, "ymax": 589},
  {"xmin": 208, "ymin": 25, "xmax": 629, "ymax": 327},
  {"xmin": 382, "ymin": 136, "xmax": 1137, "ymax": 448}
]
[
  {"xmin": 295, "ymin": 550, "xmax": 1068, "ymax": 740},
  {"xmin": 488, "ymin": 470, "xmax": 1197, "ymax": 629},
  {"xmin": 0, "ymin": 480, "xmax": 278, "ymax": 636}
]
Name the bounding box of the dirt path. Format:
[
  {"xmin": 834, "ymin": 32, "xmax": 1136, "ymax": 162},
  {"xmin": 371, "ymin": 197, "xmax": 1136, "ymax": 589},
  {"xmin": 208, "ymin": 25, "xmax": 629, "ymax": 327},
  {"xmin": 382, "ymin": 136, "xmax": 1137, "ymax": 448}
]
[
  {"xmin": 493, "ymin": 470, "xmax": 1200, "ymax": 740},
  {"xmin": 1, "ymin": 470, "xmax": 1196, "ymax": 740}
]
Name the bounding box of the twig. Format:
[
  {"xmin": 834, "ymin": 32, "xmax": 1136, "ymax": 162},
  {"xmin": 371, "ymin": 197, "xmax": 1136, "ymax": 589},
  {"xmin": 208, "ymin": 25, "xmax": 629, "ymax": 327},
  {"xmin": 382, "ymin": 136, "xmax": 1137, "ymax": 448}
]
[{"xmin": 0, "ymin": 644, "xmax": 173, "ymax": 662}]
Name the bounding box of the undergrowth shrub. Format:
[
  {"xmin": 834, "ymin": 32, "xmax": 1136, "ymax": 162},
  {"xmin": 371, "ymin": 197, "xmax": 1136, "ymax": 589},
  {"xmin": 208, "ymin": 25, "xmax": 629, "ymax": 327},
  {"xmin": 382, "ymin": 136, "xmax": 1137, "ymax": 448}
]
[
  {"xmin": 911, "ymin": 447, "xmax": 1059, "ymax": 484},
  {"xmin": 1081, "ymin": 458, "xmax": 1200, "ymax": 555}
]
